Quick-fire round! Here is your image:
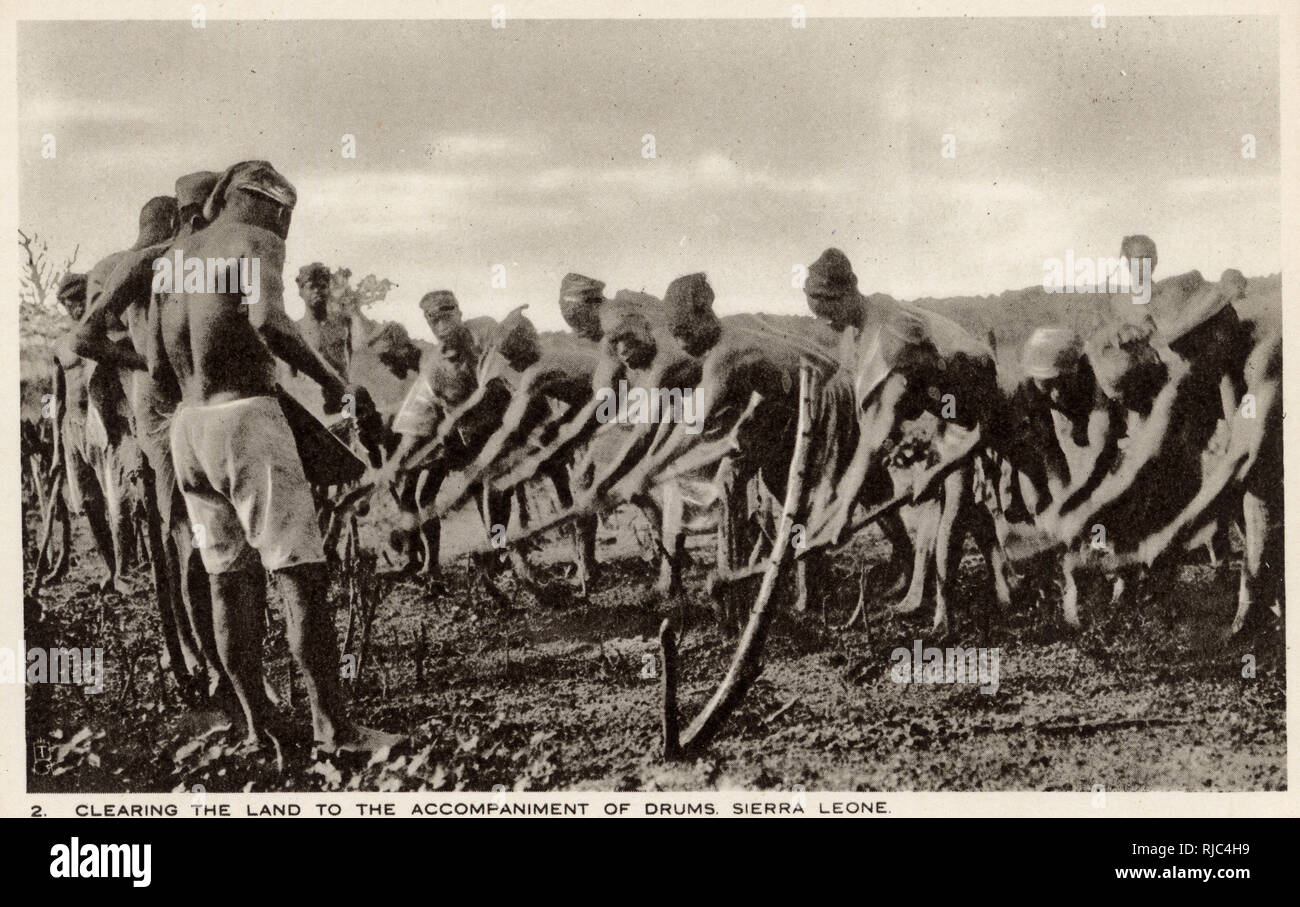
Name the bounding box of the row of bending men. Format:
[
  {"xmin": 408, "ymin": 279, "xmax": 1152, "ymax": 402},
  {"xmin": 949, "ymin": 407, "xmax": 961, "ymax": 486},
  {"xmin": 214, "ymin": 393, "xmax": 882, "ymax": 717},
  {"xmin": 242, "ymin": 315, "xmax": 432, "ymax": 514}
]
[{"xmin": 385, "ymin": 235, "xmax": 1278, "ymax": 641}]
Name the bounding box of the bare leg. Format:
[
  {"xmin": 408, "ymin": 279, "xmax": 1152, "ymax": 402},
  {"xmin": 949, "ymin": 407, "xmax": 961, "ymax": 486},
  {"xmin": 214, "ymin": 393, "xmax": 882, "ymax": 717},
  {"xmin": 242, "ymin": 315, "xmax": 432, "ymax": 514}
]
[
  {"xmin": 414, "ymin": 466, "xmax": 444, "ymax": 579},
  {"xmin": 967, "ymin": 494, "xmax": 1013, "ymax": 610},
  {"xmin": 209, "ymin": 564, "xmax": 276, "ymax": 745},
  {"xmin": 656, "ymin": 483, "xmax": 685, "ymax": 598},
  {"xmin": 275, "ymin": 561, "xmax": 400, "ymax": 752},
  {"xmin": 717, "ymin": 461, "xmax": 754, "ymax": 617},
  {"xmin": 494, "ymin": 485, "xmax": 545, "ymax": 589},
  {"xmin": 929, "ymin": 468, "xmax": 967, "ymax": 638},
  {"xmin": 896, "ymin": 502, "xmax": 937, "ymax": 614},
  {"xmin": 45, "ymin": 492, "xmax": 72, "ymax": 581},
  {"xmin": 574, "ymin": 513, "xmax": 599, "ymax": 593},
  {"xmin": 173, "ymin": 515, "xmax": 229, "ymax": 702},
  {"xmin": 879, "ymin": 510, "xmax": 914, "ymax": 599},
  {"xmin": 140, "ymin": 462, "xmax": 202, "ymax": 688},
  {"xmin": 547, "ymin": 464, "xmax": 598, "ymax": 590},
  {"xmin": 80, "ymin": 481, "xmax": 127, "ymax": 594},
  {"xmin": 98, "ymin": 450, "xmax": 133, "ymax": 594},
  {"xmin": 795, "ymin": 551, "xmax": 833, "ymax": 614},
  {"xmin": 393, "ymin": 470, "xmax": 430, "ymax": 573},
  {"xmin": 1061, "ymin": 548, "xmax": 1083, "ymax": 628},
  {"xmin": 1233, "ymin": 489, "xmax": 1268, "ymax": 635}
]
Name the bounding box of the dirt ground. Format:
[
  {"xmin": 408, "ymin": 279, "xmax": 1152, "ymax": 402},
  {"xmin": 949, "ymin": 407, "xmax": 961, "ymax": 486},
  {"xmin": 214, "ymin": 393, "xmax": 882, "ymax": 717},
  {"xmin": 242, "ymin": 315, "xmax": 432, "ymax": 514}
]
[{"xmin": 24, "ymin": 495, "xmax": 1286, "ymax": 794}]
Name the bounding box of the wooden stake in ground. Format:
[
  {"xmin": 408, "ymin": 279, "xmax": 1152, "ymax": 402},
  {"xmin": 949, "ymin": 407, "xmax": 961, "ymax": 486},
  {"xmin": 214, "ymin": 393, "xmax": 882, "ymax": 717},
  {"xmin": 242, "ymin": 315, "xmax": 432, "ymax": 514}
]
[
  {"xmin": 662, "ymin": 360, "xmax": 818, "ymax": 757},
  {"xmin": 659, "ymin": 619, "xmax": 680, "ymax": 759}
]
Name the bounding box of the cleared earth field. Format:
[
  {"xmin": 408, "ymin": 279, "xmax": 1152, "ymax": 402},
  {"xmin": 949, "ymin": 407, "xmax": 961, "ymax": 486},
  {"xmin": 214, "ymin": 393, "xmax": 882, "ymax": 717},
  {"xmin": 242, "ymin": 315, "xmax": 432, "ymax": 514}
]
[{"xmin": 24, "ymin": 492, "xmax": 1285, "ymax": 793}]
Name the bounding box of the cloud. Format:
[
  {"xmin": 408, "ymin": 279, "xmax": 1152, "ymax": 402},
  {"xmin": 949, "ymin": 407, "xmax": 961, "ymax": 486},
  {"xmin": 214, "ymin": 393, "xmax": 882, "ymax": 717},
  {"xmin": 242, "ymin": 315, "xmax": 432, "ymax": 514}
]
[
  {"xmin": 1162, "ymin": 173, "xmax": 1278, "ymax": 197},
  {"xmin": 524, "ymin": 154, "xmax": 847, "ymax": 199},
  {"xmin": 20, "ymin": 96, "xmax": 160, "ymax": 126},
  {"xmin": 425, "ymin": 133, "xmax": 545, "ymax": 160},
  {"xmin": 876, "ymin": 81, "xmax": 1025, "ymax": 151},
  {"xmin": 293, "ymin": 170, "xmax": 477, "ymax": 238}
]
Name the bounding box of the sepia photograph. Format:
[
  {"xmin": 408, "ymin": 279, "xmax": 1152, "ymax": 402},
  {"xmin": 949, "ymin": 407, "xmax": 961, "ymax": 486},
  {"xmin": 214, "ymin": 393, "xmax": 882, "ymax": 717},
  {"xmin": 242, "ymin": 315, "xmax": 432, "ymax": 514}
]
[{"xmin": 8, "ymin": 5, "xmax": 1288, "ymax": 808}]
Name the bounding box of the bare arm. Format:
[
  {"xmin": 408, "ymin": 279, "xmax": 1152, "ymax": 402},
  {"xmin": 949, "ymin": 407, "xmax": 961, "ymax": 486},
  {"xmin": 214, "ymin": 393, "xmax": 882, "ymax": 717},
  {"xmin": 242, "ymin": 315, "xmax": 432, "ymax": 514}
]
[
  {"xmin": 601, "ymin": 356, "xmax": 728, "ymax": 497},
  {"xmin": 609, "ymin": 394, "xmax": 711, "ymax": 498},
  {"xmin": 1052, "ymin": 373, "xmax": 1186, "ymax": 542},
  {"xmin": 442, "ymin": 379, "xmax": 554, "ymax": 509},
  {"xmin": 490, "ymin": 360, "xmax": 623, "ymax": 491},
  {"xmin": 259, "ymin": 309, "xmax": 347, "ymax": 399},
  {"xmin": 580, "ymin": 416, "xmax": 666, "ymax": 503},
  {"xmin": 71, "ymin": 256, "xmax": 149, "ymax": 371},
  {"xmin": 72, "ymin": 319, "xmax": 147, "ymax": 372},
  {"xmin": 1218, "ymin": 373, "xmax": 1239, "ymax": 424},
  {"xmin": 1056, "ymin": 403, "xmax": 1123, "ymax": 516},
  {"xmin": 244, "ymin": 237, "xmax": 347, "ymax": 400}
]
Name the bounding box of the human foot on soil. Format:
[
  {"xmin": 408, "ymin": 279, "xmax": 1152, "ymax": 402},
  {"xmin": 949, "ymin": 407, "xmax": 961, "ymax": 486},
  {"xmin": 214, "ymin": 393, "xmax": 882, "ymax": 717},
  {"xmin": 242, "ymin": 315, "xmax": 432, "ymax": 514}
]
[{"xmin": 317, "ymin": 724, "xmax": 404, "ymax": 755}]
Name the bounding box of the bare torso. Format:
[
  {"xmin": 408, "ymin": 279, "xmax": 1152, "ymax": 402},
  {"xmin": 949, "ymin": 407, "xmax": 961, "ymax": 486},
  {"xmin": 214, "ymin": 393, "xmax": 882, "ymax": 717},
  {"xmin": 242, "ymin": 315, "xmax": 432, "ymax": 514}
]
[
  {"xmin": 159, "ymin": 219, "xmax": 283, "ymax": 405},
  {"xmin": 298, "ymin": 312, "xmax": 351, "ymax": 379}
]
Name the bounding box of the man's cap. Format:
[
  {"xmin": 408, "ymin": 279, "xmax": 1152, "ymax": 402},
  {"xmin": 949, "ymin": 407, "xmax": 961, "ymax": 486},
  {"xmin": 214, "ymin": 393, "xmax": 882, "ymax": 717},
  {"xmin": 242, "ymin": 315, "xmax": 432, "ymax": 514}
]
[
  {"xmin": 203, "ymin": 160, "xmax": 297, "ymax": 222},
  {"xmin": 805, "ymin": 248, "xmax": 858, "ymax": 296},
  {"xmin": 1022, "ymin": 327, "xmax": 1084, "ymax": 380},
  {"xmin": 133, "ymin": 196, "xmax": 179, "ymax": 249},
  {"xmin": 559, "ymin": 273, "xmax": 605, "ymax": 304},
  {"xmin": 1218, "ymin": 268, "xmax": 1247, "ymax": 299},
  {"xmin": 57, "ymin": 271, "xmax": 88, "ymax": 303},
  {"xmin": 494, "ymin": 305, "xmax": 540, "ymax": 361},
  {"xmin": 175, "ymin": 171, "xmax": 220, "ymax": 209},
  {"xmin": 419, "ymin": 290, "xmax": 460, "ymax": 316},
  {"xmin": 662, "ymin": 272, "xmax": 714, "ymax": 333},
  {"xmin": 296, "ymin": 262, "xmax": 331, "ymax": 286}
]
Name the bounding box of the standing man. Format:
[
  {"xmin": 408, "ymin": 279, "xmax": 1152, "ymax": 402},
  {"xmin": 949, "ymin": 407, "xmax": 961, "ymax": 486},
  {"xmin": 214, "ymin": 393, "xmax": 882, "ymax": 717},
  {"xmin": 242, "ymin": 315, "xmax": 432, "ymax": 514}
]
[
  {"xmin": 51, "ymin": 269, "xmax": 136, "ymax": 596},
  {"xmin": 157, "ymin": 160, "xmax": 397, "ymax": 753},
  {"xmin": 74, "ymin": 178, "xmax": 221, "ymax": 701},
  {"xmin": 50, "ymin": 271, "xmax": 126, "ymax": 593},
  {"xmin": 82, "ymin": 199, "xmax": 182, "ymax": 582},
  {"xmin": 293, "ymin": 262, "xmax": 352, "ymax": 414},
  {"xmin": 491, "ymin": 273, "xmax": 665, "ymax": 481}
]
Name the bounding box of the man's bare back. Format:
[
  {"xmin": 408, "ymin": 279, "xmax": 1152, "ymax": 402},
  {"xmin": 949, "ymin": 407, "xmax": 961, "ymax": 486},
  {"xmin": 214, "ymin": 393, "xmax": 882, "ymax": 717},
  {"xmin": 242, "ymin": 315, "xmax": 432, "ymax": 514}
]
[{"xmin": 159, "ymin": 218, "xmax": 282, "ymax": 406}]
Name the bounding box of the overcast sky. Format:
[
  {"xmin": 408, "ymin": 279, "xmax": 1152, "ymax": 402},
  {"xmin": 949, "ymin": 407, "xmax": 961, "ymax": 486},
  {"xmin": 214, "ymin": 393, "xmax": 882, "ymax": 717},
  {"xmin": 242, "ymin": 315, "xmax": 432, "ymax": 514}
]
[{"xmin": 18, "ymin": 16, "xmax": 1280, "ymax": 337}]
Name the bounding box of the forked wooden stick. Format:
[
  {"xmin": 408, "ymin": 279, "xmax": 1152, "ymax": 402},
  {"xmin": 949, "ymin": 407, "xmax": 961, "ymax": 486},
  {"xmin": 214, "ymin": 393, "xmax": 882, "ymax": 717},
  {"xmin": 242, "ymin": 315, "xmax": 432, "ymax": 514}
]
[
  {"xmin": 663, "ymin": 361, "xmax": 818, "ymax": 757},
  {"xmin": 28, "ymin": 466, "xmax": 65, "ymax": 597}
]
